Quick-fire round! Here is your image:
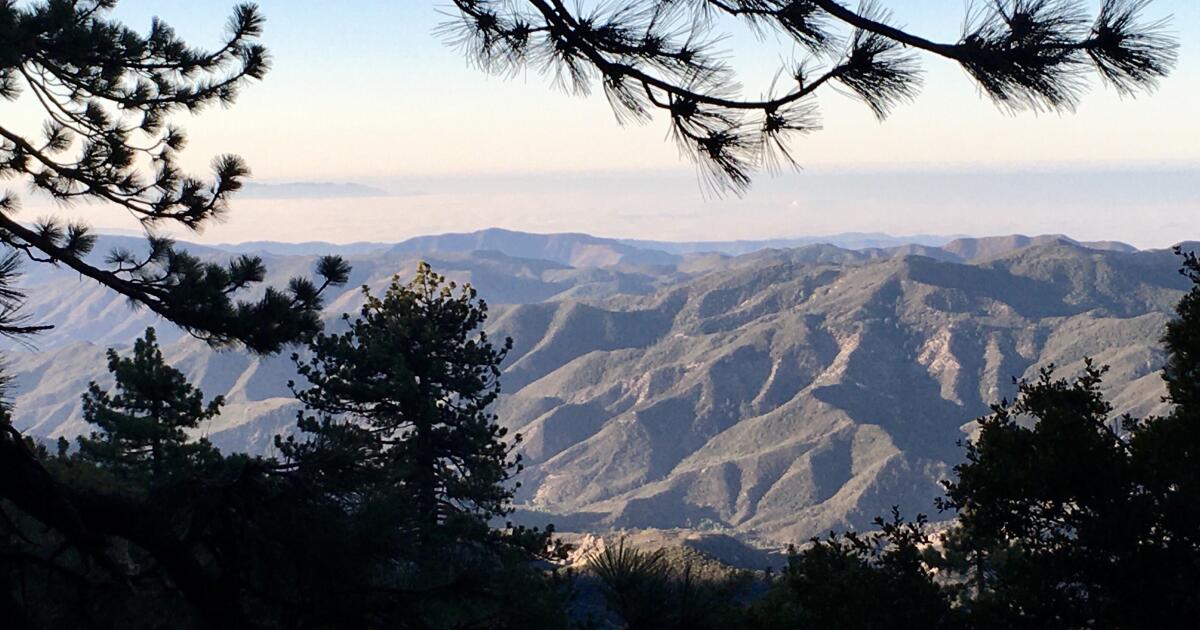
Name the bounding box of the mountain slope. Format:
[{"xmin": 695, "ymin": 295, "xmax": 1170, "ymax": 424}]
[
  {"xmin": 4, "ymin": 231, "xmax": 1187, "ymax": 546},
  {"xmin": 10, "ymin": 240, "xmax": 670, "ymax": 350},
  {"xmin": 491, "ymin": 243, "xmax": 1184, "ymax": 543}
]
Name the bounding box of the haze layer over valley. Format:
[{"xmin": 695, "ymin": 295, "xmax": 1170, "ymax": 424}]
[{"xmin": 11, "ymin": 229, "xmax": 1189, "ymax": 545}]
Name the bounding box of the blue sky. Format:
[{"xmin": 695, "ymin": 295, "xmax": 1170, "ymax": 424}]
[{"xmin": 11, "ymin": 1, "xmax": 1200, "ymax": 245}]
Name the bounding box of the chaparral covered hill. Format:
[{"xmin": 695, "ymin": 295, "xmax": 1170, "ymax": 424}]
[{"xmin": 8, "ymin": 229, "xmax": 1190, "ymax": 544}]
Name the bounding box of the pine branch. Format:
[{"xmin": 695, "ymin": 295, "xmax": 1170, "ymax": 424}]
[{"xmin": 447, "ymin": 0, "xmax": 1178, "ymax": 193}]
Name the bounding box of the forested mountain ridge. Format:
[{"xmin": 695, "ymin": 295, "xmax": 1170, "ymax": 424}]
[{"xmin": 9, "ymin": 231, "xmax": 1188, "ymax": 544}]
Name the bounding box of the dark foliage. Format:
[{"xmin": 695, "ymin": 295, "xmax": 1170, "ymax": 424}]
[
  {"xmin": 2, "ymin": 315, "xmax": 570, "ymax": 628},
  {"xmin": 1162, "ymin": 246, "xmax": 1200, "ymax": 412},
  {"xmin": 0, "ymin": 6, "xmax": 354, "ymax": 624},
  {"xmin": 1, "ymin": 331, "xmax": 258, "ymax": 628},
  {"xmin": 741, "ymin": 510, "xmax": 956, "ymax": 629},
  {"xmin": 283, "ymin": 264, "xmax": 521, "ymax": 551},
  {"xmin": 76, "ymin": 327, "xmax": 223, "ymax": 484},
  {"xmin": 0, "ymin": 1, "xmax": 350, "ymax": 352},
  {"xmin": 931, "ymin": 248, "xmax": 1200, "ymax": 629},
  {"xmin": 587, "ymin": 539, "xmax": 751, "ymax": 630},
  {"xmin": 277, "ymin": 264, "xmax": 569, "ymax": 626}
]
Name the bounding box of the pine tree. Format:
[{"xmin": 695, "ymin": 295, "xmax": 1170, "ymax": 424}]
[
  {"xmin": 284, "ymin": 263, "xmax": 518, "ymax": 555},
  {"xmin": 273, "ymin": 266, "xmax": 573, "ymax": 628},
  {"xmin": 0, "ymin": 6, "xmax": 351, "ymax": 621},
  {"xmin": 77, "ymin": 327, "xmax": 223, "ymax": 484},
  {"xmin": 936, "ymin": 249, "xmax": 1200, "ymax": 628},
  {"xmin": 0, "ymin": 0, "xmax": 351, "ymax": 353},
  {"xmin": 1161, "ymin": 247, "xmax": 1200, "ymax": 413}
]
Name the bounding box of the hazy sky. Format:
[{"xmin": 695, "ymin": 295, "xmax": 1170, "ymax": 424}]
[{"xmin": 8, "ymin": 1, "xmax": 1200, "ymax": 246}]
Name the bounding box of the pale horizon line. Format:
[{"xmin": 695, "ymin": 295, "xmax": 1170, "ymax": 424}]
[
  {"xmin": 249, "ymin": 159, "xmax": 1200, "ymax": 186},
  {"xmin": 80, "ymin": 225, "xmax": 1198, "ymax": 254}
]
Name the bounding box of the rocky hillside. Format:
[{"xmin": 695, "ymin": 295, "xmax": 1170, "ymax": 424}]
[
  {"xmin": 5, "ymin": 231, "xmax": 1188, "ymax": 545},
  {"xmin": 494, "ymin": 242, "xmax": 1183, "ymax": 544}
]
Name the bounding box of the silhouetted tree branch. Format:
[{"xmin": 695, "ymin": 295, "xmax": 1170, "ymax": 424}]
[
  {"xmin": 445, "ymin": 0, "xmax": 1178, "ymax": 193},
  {"xmin": 0, "ymin": 5, "xmax": 349, "ymax": 623},
  {"xmin": 0, "ymin": 1, "xmax": 350, "ymax": 353}
]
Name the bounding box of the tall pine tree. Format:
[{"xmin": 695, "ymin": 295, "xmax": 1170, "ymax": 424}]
[
  {"xmin": 283, "ymin": 263, "xmax": 518, "ymax": 555},
  {"xmin": 78, "ymin": 327, "xmax": 223, "ymax": 484}
]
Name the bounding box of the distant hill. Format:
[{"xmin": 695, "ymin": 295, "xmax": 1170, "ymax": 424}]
[
  {"xmin": 620, "ymin": 232, "xmax": 960, "ymax": 256},
  {"xmin": 4, "ymin": 229, "xmax": 1186, "ymax": 546},
  {"xmin": 941, "ymin": 234, "xmax": 1137, "ymax": 261},
  {"xmin": 390, "ymin": 228, "xmax": 681, "ymax": 267},
  {"xmin": 388, "ymin": 228, "xmax": 1139, "ymax": 265}
]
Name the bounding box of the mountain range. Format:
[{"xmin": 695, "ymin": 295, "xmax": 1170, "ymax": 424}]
[{"xmin": 6, "ymin": 229, "xmax": 1190, "ymax": 545}]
